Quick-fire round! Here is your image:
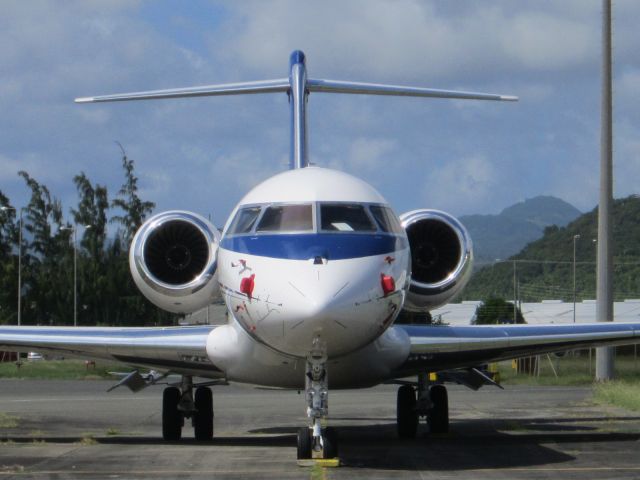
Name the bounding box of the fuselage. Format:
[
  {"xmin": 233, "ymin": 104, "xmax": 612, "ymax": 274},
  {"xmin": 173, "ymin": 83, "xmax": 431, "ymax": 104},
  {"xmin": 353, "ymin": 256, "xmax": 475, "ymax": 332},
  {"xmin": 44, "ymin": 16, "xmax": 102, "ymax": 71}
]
[{"xmin": 216, "ymin": 167, "xmax": 410, "ymax": 359}]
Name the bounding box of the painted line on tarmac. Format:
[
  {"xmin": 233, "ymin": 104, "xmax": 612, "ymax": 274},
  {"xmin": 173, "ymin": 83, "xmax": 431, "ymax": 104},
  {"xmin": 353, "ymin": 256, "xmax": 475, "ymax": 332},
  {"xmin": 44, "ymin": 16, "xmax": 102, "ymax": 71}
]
[{"xmin": 3, "ymin": 396, "xmax": 151, "ymax": 403}]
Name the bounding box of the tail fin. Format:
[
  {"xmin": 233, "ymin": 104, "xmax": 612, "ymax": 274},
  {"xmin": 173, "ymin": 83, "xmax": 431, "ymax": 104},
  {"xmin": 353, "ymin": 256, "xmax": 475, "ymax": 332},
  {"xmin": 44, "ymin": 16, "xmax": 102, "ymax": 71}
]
[{"xmin": 76, "ymin": 50, "xmax": 517, "ymax": 170}]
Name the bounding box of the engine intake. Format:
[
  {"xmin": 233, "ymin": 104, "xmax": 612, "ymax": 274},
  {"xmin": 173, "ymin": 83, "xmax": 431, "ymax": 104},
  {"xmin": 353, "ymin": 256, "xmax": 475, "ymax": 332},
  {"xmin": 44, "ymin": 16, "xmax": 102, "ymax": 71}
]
[
  {"xmin": 130, "ymin": 211, "xmax": 220, "ymax": 314},
  {"xmin": 400, "ymin": 209, "xmax": 473, "ymax": 311}
]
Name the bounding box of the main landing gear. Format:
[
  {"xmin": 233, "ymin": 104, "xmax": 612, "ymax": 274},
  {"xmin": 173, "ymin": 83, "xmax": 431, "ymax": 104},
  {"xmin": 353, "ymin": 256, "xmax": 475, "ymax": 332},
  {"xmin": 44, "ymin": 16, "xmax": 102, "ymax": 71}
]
[
  {"xmin": 397, "ymin": 373, "xmax": 449, "ymax": 438},
  {"xmin": 297, "ymin": 341, "xmax": 338, "ymax": 460},
  {"xmin": 162, "ymin": 376, "xmax": 214, "ymax": 441}
]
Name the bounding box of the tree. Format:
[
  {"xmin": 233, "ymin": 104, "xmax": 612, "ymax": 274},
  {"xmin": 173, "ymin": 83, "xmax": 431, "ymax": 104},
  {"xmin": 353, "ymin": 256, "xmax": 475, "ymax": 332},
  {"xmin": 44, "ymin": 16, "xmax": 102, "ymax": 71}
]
[
  {"xmin": 395, "ymin": 309, "xmax": 433, "ymax": 324},
  {"xmin": 71, "ymin": 172, "xmax": 110, "ymax": 325},
  {"xmin": 18, "ymin": 171, "xmax": 70, "ymax": 325},
  {"xmin": 474, "ymin": 297, "xmax": 525, "ymax": 325},
  {"xmin": 110, "ymin": 143, "xmax": 155, "ymax": 245},
  {"xmin": 0, "ymin": 190, "xmax": 18, "ymax": 324}
]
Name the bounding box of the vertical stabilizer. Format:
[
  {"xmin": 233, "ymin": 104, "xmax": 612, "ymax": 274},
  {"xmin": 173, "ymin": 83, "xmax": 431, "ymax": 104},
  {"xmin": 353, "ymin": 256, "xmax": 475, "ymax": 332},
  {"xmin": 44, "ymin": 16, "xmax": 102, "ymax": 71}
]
[{"xmin": 289, "ymin": 51, "xmax": 309, "ymax": 169}]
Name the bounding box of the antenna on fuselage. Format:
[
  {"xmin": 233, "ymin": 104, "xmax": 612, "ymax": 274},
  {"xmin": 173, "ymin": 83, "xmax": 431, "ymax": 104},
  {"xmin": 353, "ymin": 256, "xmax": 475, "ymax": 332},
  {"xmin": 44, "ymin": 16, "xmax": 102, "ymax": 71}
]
[{"xmin": 76, "ymin": 50, "xmax": 517, "ymax": 170}]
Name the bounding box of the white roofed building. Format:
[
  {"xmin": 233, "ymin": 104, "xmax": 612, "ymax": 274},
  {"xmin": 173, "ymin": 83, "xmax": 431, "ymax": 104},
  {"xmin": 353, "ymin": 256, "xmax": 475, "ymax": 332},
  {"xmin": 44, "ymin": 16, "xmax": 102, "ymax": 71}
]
[{"xmin": 431, "ymin": 300, "xmax": 640, "ymax": 326}]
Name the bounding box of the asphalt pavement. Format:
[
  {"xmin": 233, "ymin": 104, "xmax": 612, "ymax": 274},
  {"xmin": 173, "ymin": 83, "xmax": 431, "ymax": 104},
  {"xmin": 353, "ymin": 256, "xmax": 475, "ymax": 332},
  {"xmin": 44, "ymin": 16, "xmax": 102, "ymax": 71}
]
[{"xmin": 2, "ymin": 379, "xmax": 640, "ymax": 479}]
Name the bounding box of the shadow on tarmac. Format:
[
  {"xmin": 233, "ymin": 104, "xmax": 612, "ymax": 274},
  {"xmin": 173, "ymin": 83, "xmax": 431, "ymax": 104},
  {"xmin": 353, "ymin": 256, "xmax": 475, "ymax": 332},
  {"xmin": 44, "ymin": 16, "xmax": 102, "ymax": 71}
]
[
  {"xmin": 257, "ymin": 417, "xmax": 640, "ymax": 471},
  {"xmin": 4, "ymin": 415, "xmax": 640, "ymax": 472}
]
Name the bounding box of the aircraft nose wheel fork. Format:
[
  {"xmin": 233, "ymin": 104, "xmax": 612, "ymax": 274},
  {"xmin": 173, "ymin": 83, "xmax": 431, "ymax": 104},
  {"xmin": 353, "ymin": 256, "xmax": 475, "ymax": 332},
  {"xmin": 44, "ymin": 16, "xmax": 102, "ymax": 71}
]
[{"xmin": 297, "ymin": 354, "xmax": 339, "ymax": 459}]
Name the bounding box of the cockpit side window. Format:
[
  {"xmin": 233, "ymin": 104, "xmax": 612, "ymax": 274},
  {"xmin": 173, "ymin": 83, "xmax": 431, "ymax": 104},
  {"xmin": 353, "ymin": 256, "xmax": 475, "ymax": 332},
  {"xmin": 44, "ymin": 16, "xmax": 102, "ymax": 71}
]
[
  {"xmin": 320, "ymin": 204, "xmax": 376, "ymax": 232},
  {"xmin": 369, "ymin": 205, "xmax": 404, "ymax": 234},
  {"xmin": 227, "ymin": 206, "xmax": 262, "ymax": 235},
  {"xmin": 256, "ymin": 204, "xmax": 313, "ymax": 232}
]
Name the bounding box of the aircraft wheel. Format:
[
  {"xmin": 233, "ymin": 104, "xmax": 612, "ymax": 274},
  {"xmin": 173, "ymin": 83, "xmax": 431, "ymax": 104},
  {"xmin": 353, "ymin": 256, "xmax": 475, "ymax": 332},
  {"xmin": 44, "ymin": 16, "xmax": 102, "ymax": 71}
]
[
  {"xmin": 427, "ymin": 384, "xmax": 449, "ymax": 434},
  {"xmin": 194, "ymin": 386, "xmax": 214, "ymax": 441},
  {"xmin": 397, "ymin": 385, "xmax": 418, "ymax": 438},
  {"xmin": 162, "ymin": 387, "xmax": 183, "ymax": 441},
  {"xmin": 322, "ymin": 427, "xmax": 338, "ymax": 459},
  {"xmin": 297, "ymin": 427, "xmax": 312, "ymax": 459}
]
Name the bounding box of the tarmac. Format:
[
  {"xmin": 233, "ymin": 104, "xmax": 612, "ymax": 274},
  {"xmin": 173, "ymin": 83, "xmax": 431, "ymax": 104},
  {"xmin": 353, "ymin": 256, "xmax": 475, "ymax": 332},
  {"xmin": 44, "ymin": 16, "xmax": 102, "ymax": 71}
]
[{"xmin": 2, "ymin": 379, "xmax": 640, "ymax": 479}]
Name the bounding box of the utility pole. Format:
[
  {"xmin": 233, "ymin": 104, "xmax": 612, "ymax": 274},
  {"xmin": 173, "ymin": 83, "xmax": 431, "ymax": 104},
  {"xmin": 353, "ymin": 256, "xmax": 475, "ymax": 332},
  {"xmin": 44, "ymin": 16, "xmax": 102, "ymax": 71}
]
[
  {"xmin": 573, "ymin": 234, "xmax": 580, "ymax": 323},
  {"xmin": 596, "ymin": 0, "xmax": 614, "ymax": 381},
  {"xmin": 61, "ymin": 224, "xmax": 92, "ymax": 327},
  {"xmin": 513, "ymin": 260, "xmax": 517, "ymax": 323}
]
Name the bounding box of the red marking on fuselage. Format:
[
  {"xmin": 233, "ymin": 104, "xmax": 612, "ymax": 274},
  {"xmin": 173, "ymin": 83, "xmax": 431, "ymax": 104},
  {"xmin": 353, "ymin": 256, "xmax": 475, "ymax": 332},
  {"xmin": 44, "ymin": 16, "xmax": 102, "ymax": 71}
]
[{"xmin": 240, "ymin": 274, "xmax": 256, "ymax": 299}]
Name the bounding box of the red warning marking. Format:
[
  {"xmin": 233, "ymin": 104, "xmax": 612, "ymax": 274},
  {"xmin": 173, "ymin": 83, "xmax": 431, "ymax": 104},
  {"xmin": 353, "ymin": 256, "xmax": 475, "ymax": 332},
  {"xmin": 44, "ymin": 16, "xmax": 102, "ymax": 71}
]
[
  {"xmin": 380, "ymin": 274, "xmax": 395, "ymax": 296},
  {"xmin": 240, "ymin": 274, "xmax": 256, "ymax": 299}
]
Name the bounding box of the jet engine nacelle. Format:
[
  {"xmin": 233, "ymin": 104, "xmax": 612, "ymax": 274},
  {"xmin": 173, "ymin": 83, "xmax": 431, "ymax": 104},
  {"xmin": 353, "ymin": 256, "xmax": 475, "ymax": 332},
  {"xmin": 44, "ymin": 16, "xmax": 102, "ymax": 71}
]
[
  {"xmin": 400, "ymin": 209, "xmax": 473, "ymax": 312},
  {"xmin": 129, "ymin": 211, "xmax": 221, "ymax": 314}
]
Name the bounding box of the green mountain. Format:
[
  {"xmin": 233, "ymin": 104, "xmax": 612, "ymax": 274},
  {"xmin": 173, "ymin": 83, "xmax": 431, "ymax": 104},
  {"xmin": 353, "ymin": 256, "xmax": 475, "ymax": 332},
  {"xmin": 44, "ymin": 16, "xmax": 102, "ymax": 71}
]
[
  {"xmin": 461, "ymin": 195, "xmax": 640, "ymax": 302},
  {"xmin": 461, "ymin": 196, "xmax": 581, "ymax": 264}
]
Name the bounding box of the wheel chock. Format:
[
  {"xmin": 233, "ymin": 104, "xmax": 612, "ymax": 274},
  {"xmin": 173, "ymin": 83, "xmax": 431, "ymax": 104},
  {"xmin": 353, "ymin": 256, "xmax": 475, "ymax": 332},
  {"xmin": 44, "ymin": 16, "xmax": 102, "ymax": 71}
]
[{"xmin": 297, "ymin": 458, "xmax": 340, "ymax": 467}]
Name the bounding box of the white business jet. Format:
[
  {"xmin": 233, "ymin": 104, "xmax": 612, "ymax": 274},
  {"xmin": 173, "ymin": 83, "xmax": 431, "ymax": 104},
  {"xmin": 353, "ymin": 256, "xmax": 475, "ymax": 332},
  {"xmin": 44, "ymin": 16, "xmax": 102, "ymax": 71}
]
[{"xmin": 1, "ymin": 51, "xmax": 639, "ymax": 460}]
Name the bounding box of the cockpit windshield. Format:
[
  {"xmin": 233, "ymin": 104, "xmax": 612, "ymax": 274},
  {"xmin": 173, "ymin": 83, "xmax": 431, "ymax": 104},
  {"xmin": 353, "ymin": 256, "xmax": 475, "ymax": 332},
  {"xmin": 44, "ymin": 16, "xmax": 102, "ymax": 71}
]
[
  {"xmin": 227, "ymin": 206, "xmax": 262, "ymax": 235},
  {"xmin": 369, "ymin": 205, "xmax": 403, "ymax": 233},
  {"xmin": 320, "ymin": 204, "xmax": 376, "ymax": 232},
  {"xmin": 226, "ymin": 202, "xmax": 403, "ymax": 236},
  {"xmin": 256, "ymin": 204, "xmax": 313, "ymax": 232}
]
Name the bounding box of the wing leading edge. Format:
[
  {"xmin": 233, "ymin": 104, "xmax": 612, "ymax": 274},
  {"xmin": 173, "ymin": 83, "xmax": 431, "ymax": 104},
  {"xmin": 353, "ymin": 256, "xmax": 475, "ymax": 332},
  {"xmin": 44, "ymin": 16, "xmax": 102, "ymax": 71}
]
[
  {"xmin": 394, "ymin": 322, "xmax": 640, "ymax": 376},
  {"xmin": 0, "ymin": 325, "xmax": 222, "ymax": 378}
]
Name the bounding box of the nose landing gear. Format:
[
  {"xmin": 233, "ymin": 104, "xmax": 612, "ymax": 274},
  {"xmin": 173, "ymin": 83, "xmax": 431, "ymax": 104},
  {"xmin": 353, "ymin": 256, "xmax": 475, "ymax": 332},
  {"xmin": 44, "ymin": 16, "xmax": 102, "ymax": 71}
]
[{"xmin": 297, "ymin": 342, "xmax": 339, "ymax": 460}]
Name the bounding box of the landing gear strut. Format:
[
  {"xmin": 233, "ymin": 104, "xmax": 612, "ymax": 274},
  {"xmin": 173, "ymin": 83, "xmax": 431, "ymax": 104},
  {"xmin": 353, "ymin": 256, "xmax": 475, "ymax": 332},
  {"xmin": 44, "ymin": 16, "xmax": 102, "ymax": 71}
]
[
  {"xmin": 297, "ymin": 341, "xmax": 338, "ymax": 459},
  {"xmin": 396, "ymin": 374, "xmax": 449, "ymax": 438},
  {"xmin": 162, "ymin": 376, "xmax": 214, "ymax": 441}
]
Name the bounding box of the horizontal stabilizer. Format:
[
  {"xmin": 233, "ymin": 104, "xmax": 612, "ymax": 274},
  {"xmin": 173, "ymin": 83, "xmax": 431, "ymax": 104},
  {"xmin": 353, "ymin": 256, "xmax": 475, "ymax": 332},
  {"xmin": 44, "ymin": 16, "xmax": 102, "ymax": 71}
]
[
  {"xmin": 75, "ymin": 50, "xmax": 517, "ymax": 169},
  {"xmin": 307, "ymin": 78, "xmax": 517, "ymax": 101},
  {"xmin": 75, "ymin": 79, "xmax": 290, "ymax": 103}
]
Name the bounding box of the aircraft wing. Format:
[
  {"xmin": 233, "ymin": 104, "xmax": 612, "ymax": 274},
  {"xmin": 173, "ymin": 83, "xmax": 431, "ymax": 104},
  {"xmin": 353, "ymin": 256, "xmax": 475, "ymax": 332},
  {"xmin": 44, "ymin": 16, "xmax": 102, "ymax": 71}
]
[
  {"xmin": 394, "ymin": 322, "xmax": 640, "ymax": 376},
  {"xmin": 0, "ymin": 325, "xmax": 223, "ymax": 378}
]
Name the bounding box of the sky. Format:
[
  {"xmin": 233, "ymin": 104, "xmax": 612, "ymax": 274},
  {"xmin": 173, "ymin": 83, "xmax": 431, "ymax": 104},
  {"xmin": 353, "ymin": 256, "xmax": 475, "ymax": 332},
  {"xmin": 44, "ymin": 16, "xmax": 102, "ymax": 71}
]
[{"xmin": 1, "ymin": 0, "xmax": 639, "ymax": 229}]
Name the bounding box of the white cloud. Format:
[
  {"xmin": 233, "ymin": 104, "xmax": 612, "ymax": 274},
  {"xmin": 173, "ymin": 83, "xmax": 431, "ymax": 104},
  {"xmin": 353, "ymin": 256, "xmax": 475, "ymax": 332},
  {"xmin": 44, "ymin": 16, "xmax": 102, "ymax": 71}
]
[
  {"xmin": 499, "ymin": 11, "xmax": 596, "ymax": 70},
  {"xmin": 327, "ymin": 137, "xmax": 397, "ymax": 173},
  {"xmin": 614, "ymin": 122, "xmax": 640, "ymax": 199},
  {"xmin": 421, "ymin": 155, "xmax": 501, "ymax": 214},
  {"xmin": 211, "ymin": 1, "xmax": 606, "ymax": 83}
]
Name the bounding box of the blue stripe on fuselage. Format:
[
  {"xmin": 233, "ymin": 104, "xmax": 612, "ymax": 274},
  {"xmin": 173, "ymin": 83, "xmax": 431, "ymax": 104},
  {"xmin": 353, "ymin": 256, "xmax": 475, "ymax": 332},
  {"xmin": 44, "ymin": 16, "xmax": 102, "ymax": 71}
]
[{"xmin": 220, "ymin": 233, "xmax": 408, "ymax": 260}]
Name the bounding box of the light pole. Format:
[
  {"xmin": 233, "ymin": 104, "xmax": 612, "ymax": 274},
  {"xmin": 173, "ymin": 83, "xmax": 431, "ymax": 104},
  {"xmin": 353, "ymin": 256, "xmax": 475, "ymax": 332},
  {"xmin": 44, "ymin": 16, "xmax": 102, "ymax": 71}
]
[
  {"xmin": 60, "ymin": 224, "xmax": 92, "ymax": 327},
  {"xmin": 573, "ymin": 234, "xmax": 580, "ymax": 323},
  {"xmin": 513, "ymin": 259, "xmax": 517, "ymax": 323},
  {"xmin": 1, "ymin": 206, "xmax": 23, "ymax": 326}
]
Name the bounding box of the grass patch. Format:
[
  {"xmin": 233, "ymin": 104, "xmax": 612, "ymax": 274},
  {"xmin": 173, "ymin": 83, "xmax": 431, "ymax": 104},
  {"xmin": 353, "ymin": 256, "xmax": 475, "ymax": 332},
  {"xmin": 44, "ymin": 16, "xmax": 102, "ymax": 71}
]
[
  {"xmin": 0, "ymin": 413, "xmax": 19, "ymax": 428},
  {"xmin": 310, "ymin": 464, "xmax": 324, "ymax": 480},
  {"xmin": 594, "ymin": 381, "xmax": 640, "ymax": 411},
  {"xmin": 0, "ymin": 465, "xmax": 24, "ymax": 473},
  {"xmin": 106, "ymin": 427, "xmax": 120, "ymax": 436},
  {"xmin": 0, "ymin": 359, "xmax": 119, "ymax": 380},
  {"xmin": 77, "ymin": 435, "xmax": 97, "ymax": 445},
  {"xmin": 496, "ymin": 353, "xmax": 640, "ymax": 386}
]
